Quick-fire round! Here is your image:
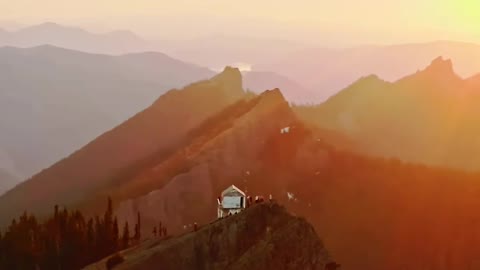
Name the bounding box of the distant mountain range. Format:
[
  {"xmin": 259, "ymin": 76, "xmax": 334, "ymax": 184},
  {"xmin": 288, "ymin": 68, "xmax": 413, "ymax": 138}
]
[
  {"xmin": 3, "ymin": 66, "xmax": 480, "ymax": 269},
  {"xmin": 0, "ymin": 22, "xmax": 304, "ymax": 69},
  {"xmin": 4, "ymin": 22, "xmax": 480, "ymax": 103},
  {"xmin": 0, "ymin": 22, "xmax": 153, "ymax": 55},
  {"xmin": 255, "ymin": 41, "xmax": 480, "ymax": 100},
  {"xmin": 0, "ymin": 43, "xmax": 314, "ymax": 194},
  {"xmin": 243, "ymin": 71, "xmax": 317, "ymax": 103},
  {"xmin": 296, "ymin": 57, "xmax": 480, "ymax": 172},
  {"xmin": 162, "ymin": 34, "xmax": 305, "ymax": 71},
  {"xmin": 4, "ymin": 21, "xmax": 480, "ymax": 270},
  {"xmin": 0, "ymin": 45, "xmax": 214, "ymax": 187},
  {"xmin": 0, "ymin": 67, "xmax": 246, "ymax": 222}
]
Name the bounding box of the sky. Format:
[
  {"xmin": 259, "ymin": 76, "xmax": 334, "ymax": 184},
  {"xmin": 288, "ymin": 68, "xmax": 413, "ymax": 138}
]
[{"xmin": 0, "ymin": 0, "xmax": 479, "ymax": 46}]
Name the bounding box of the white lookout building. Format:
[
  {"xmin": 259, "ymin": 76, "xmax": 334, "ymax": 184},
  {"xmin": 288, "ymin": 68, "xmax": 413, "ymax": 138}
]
[{"xmin": 217, "ymin": 185, "xmax": 246, "ymax": 218}]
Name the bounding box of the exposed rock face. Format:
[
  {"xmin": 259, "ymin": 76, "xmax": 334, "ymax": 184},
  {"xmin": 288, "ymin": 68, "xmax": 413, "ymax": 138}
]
[
  {"xmin": 114, "ymin": 88, "xmax": 295, "ymax": 234},
  {"xmin": 84, "ymin": 203, "xmax": 331, "ymax": 270}
]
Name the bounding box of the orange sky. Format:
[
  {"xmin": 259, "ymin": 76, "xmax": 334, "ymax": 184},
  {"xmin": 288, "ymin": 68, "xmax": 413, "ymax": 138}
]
[{"xmin": 0, "ymin": 0, "xmax": 479, "ymax": 45}]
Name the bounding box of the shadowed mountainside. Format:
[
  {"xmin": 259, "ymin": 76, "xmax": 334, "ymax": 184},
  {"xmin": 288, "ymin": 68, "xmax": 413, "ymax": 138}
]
[
  {"xmin": 0, "ymin": 45, "xmax": 215, "ymax": 185},
  {"xmin": 0, "ymin": 67, "xmax": 244, "ymax": 224},
  {"xmin": 3, "ymin": 69, "xmax": 480, "ymax": 269},
  {"xmin": 295, "ymin": 57, "xmax": 480, "ymax": 172},
  {"xmin": 104, "ymin": 85, "xmax": 480, "ymax": 270},
  {"xmin": 84, "ymin": 203, "xmax": 331, "ymax": 270},
  {"xmin": 56, "ymin": 79, "xmax": 479, "ymax": 270}
]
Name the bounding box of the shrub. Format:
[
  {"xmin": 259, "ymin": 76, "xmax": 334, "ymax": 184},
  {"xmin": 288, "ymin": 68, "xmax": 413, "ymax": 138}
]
[{"xmin": 106, "ymin": 253, "xmax": 125, "ymax": 270}]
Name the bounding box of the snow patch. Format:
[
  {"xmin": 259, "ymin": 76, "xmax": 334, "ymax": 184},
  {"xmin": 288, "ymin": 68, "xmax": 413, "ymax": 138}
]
[
  {"xmin": 287, "ymin": 191, "xmax": 296, "ymax": 201},
  {"xmin": 280, "ymin": 126, "xmax": 291, "ymax": 134}
]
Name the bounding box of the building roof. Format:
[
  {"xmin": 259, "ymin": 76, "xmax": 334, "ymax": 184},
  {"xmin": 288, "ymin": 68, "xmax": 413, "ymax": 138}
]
[{"xmin": 221, "ymin": 184, "xmax": 246, "ymax": 197}]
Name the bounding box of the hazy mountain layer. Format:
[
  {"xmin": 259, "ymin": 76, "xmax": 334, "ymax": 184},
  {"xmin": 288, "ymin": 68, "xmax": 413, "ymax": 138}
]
[
  {"xmin": 243, "ymin": 71, "xmax": 316, "ymax": 103},
  {"xmin": 0, "ymin": 45, "xmax": 214, "ymax": 183},
  {"xmin": 3, "ymin": 70, "xmax": 480, "ymax": 270},
  {"xmin": 296, "ymin": 57, "xmax": 480, "ymax": 171},
  {"xmin": 0, "ymin": 22, "xmax": 304, "ymax": 70},
  {"xmin": 6, "ymin": 22, "xmax": 480, "ymax": 104},
  {"xmin": 0, "ymin": 67, "xmax": 244, "ymax": 223},
  {"xmin": 255, "ymin": 41, "xmax": 480, "ymax": 100},
  {"xmin": 0, "ymin": 22, "xmax": 153, "ymax": 55}
]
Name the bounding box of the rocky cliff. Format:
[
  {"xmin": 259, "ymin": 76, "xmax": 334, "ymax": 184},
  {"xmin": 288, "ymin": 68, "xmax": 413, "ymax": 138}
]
[{"xmin": 84, "ymin": 203, "xmax": 332, "ymax": 270}]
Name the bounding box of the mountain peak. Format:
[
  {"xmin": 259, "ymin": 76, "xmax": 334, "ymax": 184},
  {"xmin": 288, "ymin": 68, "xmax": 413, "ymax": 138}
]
[
  {"xmin": 38, "ymin": 21, "xmax": 59, "ymax": 27},
  {"xmin": 250, "ymin": 88, "xmax": 291, "ymax": 118},
  {"xmin": 424, "ymin": 56, "xmax": 455, "ymax": 75},
  {"xmin": 27, "ymin": 22, "xmax": 62, "ymax": 30},
  {"xmin": 260, "ymin": 88, "xmax": 287, "ymax": 103},
  {"xmin": 211, "ymin": 66, "xmax": 243, "ymax": 93},
  {"xmin": 213, "ymin": 66, "xmax": 242, "ymax": 83},
  {"xmin": 19, "ymin": 22, "xmax": 87, "ymax": 34}
]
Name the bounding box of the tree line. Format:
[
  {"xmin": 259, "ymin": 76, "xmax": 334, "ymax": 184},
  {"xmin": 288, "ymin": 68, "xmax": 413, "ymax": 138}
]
[{"xmin": 0, "ymin": 198, "xmax": 141, "ymax": 270}]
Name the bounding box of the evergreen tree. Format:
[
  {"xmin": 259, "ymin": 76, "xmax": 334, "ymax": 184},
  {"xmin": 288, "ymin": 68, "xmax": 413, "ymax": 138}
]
[
  {"xmin": 0, "ymin": 197, "xmax": 134, "ymax": 269},
  {"xmin": 113, "ymin": 217, "xmax": 119, "ymax": 250},
  {"xmin": 103, "ymin": 197, "xmax": 114, "ymax": 254},
  {"xmin": 0, "ymin": 230, "xmax": 3, "ymax": 268},
  {"xmin": 86, "ymin": 218, "xmax": 95, "ymax": 263},
  {"xmin": 134, "ymin": 212, "xmax": 141, "ymax": 242},
  {"xmin": 133, "ymin": 223, "xmax": 139, "ymax": 244},
  {"xmin": 54, "ymin": 205, "xmax": 59, "ymax": 220},
  {"xmin": 137, "ymin": 212, "xmax": 141, "ymax": 240},
  {"xmin": 122, "ymin": 222, "xmax": 130, "ymax": 249}
]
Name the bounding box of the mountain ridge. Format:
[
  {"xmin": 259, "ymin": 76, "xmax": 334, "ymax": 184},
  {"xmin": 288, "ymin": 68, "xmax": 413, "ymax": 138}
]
[
  {"xmin": 255, "ymin": 41, "xmax": 480, "ymax": 100},
  {"xmin": 84, "ymin": 203, "xmax": 331, "ymax": 270},
  {"xmin": 0, "ymin": 44, "xmax": 215, "ymax": 186},
  {"xmin": 295, "ymin": 56, "xmax": 480, "ymax": 171},
  {"xmin": 0, "ymin": 67, "xmax": 245, "ymax": 225},
  {"xmin": 0, "ymin": 22, "xmax": 151, "ymax": 55},
  {"xmin": 3, "ymin": 70, "xmax": 480, "ymax": 269}
]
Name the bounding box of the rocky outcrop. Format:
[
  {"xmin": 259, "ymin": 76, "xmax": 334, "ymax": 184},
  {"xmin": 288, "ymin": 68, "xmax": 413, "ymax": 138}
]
[
  {"xmin": 84, "ymin": 203, "xmax": 331, "ymax": 270},
  {"xmin": 113, "ymin": 88, "xmax": 296, "ymax": 234}
]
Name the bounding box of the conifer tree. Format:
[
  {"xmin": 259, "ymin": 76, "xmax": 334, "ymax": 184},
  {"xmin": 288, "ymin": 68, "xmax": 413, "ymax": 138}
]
[
  {"xmin": 113, "ymin": 217, "xmax": 119, "ymax": 250},
  {"xmin": 0, "ymin": 197, "xmax": 130, "ymax": 269},
  {"xmin": 86, "ymin": 218, "xmax": 95, "ymax": 262},
  {"xmin": 122, "ymin": 222, "xmax": 130, "ymax": 249},
  {"xmin": 134, "ymin": 212, "xmax": 141, "ymax": 242},
  {"xmin": 133, "ymin": 223, "xmax": 139, "ymax": 243},
  {"xmin": 137, "ymin": 212, "xmax": 141, "ymax": 239}
]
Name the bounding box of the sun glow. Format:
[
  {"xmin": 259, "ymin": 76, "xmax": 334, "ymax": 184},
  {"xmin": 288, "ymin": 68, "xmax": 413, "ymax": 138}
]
[{"xmin": 0, "ymin": 0, "xmax": 479, "ymax": 44}]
